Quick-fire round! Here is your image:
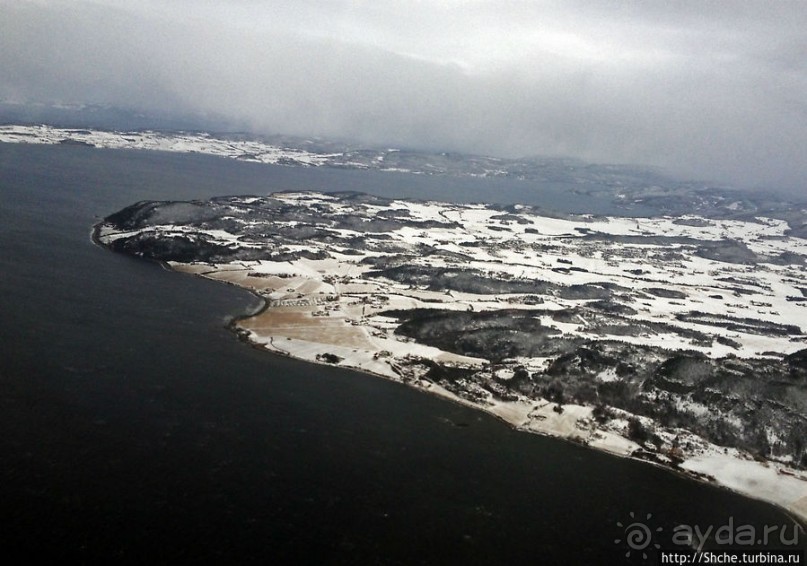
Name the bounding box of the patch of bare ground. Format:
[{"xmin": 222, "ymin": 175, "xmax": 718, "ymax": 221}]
[
  {"xmin": 238, "ymin": 306, "xmax": 375, "ymax": 349},
  {"xmin": 200, "ymin": 269, "xmax": 293, "ymax": 293}
]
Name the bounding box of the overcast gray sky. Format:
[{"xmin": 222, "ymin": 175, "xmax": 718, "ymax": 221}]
[{"xmin": 1, "ymin": 0, "xmax": 805, "ymax": 192}]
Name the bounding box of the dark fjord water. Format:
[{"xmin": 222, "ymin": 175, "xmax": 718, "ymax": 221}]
[{"xmin": 0, "ymin": 144, "xmax": 802, "ymax": 564}]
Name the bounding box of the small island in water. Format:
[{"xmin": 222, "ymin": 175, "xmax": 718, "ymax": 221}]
[{"xmin": 94, "ymin": 189, "xmax": 807, "ymax": 523}]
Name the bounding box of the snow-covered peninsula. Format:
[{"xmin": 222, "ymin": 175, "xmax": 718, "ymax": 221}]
[{"xmin": 93, "ymin": 190, "xmax": 807, "ymax": 524}]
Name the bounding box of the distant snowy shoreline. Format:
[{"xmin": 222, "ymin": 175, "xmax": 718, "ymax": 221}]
[
  {"xmin": 0, "ymin": 124, "xmax": 345, "ymax": 166},
  {"xmin": 0, "ymin": 123, "xmax": 505, "ymax": 177}
]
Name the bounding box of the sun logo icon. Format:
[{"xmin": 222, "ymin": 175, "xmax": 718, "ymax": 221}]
[{"xmin": 615, "ymin": 512, "xmax": 663, "ymax": 560}]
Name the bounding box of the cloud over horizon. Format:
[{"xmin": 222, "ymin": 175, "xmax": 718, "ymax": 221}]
[{"xmin": 2, "ymin": 0, "xmax": 805, "ymax": 192}]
